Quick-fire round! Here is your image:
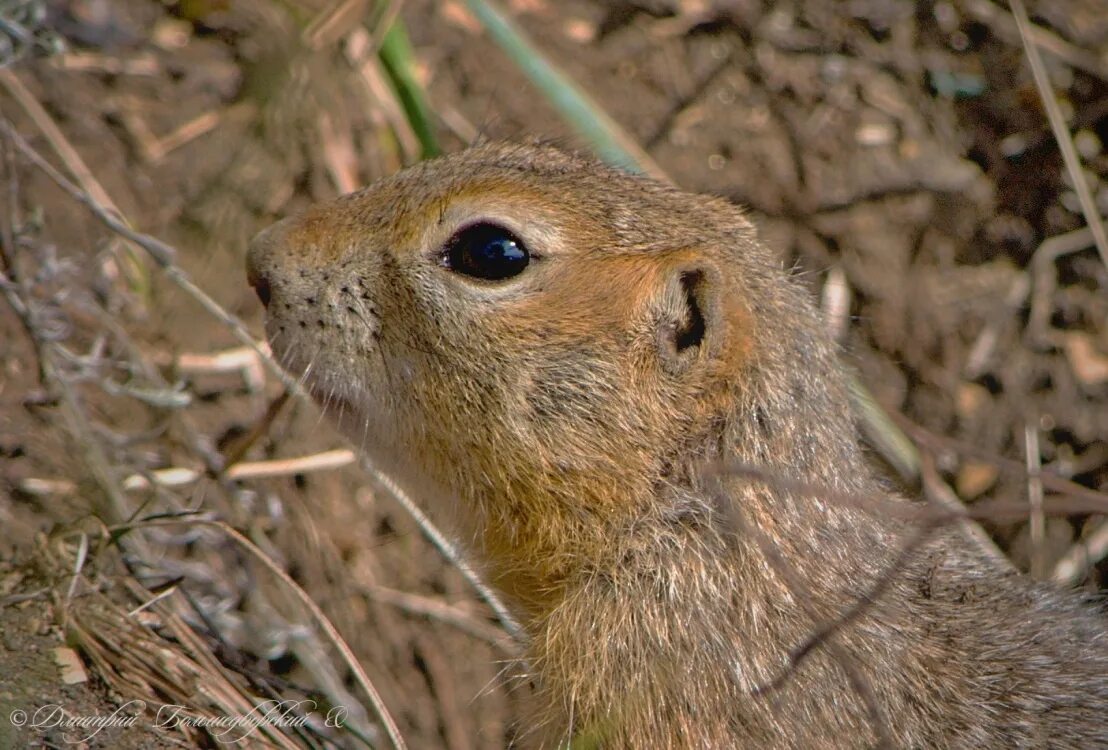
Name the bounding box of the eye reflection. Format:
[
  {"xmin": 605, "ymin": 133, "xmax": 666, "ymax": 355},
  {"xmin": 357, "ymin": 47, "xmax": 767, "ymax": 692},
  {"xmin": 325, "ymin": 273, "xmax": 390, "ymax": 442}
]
[{"xmin": 443, "ymin": 223, "xmax": 530, "ymax": 281}]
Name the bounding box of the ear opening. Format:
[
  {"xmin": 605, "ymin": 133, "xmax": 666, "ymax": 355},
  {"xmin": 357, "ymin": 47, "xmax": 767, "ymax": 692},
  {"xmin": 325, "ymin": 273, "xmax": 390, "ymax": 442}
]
[
  {"xmin": 657, "ymin": 263, "xmax": 722, "ymax": 376},
  {"xmin": 675, "ymin": 270, "xmax": 707, "ymax": 352},
  {"xmin": 657, "ymin": 257, "xmax": 751, "ymax": 379}
]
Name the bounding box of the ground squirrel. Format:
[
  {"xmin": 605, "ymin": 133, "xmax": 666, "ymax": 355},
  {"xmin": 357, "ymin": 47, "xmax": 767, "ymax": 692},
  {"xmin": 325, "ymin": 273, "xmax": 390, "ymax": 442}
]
[{"xmin": 247, "ymin": 142, "xmax": 1108, "ymax": 748}]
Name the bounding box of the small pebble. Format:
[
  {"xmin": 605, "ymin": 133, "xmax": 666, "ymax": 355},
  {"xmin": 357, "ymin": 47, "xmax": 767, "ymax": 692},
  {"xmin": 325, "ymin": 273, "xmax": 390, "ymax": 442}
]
[
  {"xmin": 856, "ymin": 122, "xmax": 895, "ymax": 147},
  {"xmin": 999, "ymin": 133, "xmax": 1029, "ymax": 158},
  {"xmin": 933, "ymin": 1, "xmax": 959, "ymax": 32},
  {"xmin": 563, "ymin": 18, "xmax": 595, "ymax": 44},
  {"xmin": 822, "ymin": 55, "xmax": 848, "ymax": 82},
  {"xmin": 1060, "ymin": 190, "xmax": 1081, "ymax": 213},
  {"xmin": 1074, "ymin": 129, "xmax": 1101, "ymax": 160}
]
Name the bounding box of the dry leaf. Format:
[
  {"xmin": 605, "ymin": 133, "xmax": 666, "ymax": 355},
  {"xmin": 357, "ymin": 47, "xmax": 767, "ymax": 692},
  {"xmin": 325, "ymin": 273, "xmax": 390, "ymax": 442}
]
[
  {"xmin": 956, "ymin": 461, "xmax": 999, "ymax": 499},
  {"xmin": 1064, "ymin": 332, "xmax": 1108, "ymax": 386},
  {"xmin": 53, "ymin": 646, "xmax": 89, "ymax": 685}
]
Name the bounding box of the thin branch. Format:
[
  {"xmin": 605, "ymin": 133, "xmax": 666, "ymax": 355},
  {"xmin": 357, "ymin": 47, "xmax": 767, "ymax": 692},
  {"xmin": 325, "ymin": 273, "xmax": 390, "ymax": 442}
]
[
  {"xmin": 1027, "ymin": 224, "xmax": 1099, "ymax": 348},
  {"xmin": 359, "ymin": 455, "xmax": 527, "ymax": 643},
  {"xmin": 106, "ymin": 518, "xmax": 409, "ymax": 750},
  {"xmin": 1025, "ymin": 423, "xmax": 1046, "ymax": 578},
  {"xmin": 366, "ymin": 585, "xmax": 522, "ymax": 656},
  {"xmin": 754, "ymin": 516, "xmax": 938, "ymax": 704},
  {"xmin": 1053, "ymin": 518, "xmax": 1108, "ymax": 586},
  {"xmin": 715, "ymin": 480, "xmax": 893, "ymax": 749},
  {"xmin": 1, "ymin": 116, "xmax": 526, "ymax": 649},
  {"xmin": 0, "ymin": 69, "xmax": 146, "ymax": 284},
  {"xmin": 713, "ymin": 460, "xmax": 1108, "ymax": 527},
  {"xmin": 1008, "ymin": 0, "xmax": 1108, "ymax": 272},
  {"xmin": 895, "ymin": 417, "xmax": 1108, "ymax": 510},
  {"xmin": 919, "ymin": 459, "xmax": 1011, "ymax": 569},
  {"xmin": 963, "ymin": 0, "xmax": 1108, "ymax": 81}
]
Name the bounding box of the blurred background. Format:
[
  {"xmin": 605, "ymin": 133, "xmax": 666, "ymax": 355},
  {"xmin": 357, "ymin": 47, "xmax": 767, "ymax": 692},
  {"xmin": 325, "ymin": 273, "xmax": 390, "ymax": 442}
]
[{"xmin": 0, "ymin": 1, "xmax": 1106, "ymax": 747}]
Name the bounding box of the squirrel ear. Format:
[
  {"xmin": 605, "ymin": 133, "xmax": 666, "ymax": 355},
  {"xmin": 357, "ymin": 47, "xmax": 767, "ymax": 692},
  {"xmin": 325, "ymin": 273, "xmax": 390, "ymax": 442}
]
[{"xmin": 656, "ymin": 263, "xmax": 720, "ymax": 376}]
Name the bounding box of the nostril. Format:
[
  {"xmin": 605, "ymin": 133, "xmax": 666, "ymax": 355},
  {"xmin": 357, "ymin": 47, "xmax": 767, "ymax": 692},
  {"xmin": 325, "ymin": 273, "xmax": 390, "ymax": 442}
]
[
  {"xmin": 248, "ymin": 218, "xmax": 295, "ymax": 310},
  {"xmin": 251, "ymin": 273, "xmax": 272, "ymax": 308}
]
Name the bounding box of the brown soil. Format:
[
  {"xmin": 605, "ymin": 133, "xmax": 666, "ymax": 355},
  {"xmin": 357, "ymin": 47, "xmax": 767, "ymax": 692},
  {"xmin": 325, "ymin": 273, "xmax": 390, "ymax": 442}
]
[
  {"xmin": 0, "ymin": 562, "xmax": 180, "ymax": 749},
  {"xmin": 0, "ymin": 0, "xmax": 1105, "ymax": 747}
]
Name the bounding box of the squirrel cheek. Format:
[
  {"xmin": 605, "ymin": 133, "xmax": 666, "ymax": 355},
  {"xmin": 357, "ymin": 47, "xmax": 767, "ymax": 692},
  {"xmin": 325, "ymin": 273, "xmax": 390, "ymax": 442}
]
[{"xmin": 710, "ymin": 297, "xmax": 755, "ymax": 377}]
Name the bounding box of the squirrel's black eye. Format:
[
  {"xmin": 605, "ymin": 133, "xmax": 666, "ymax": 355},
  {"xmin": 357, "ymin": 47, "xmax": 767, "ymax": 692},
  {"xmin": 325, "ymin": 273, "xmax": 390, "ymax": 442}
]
[{"xmin": 443, "ymin": 223, "xmax": 530, "ymax": 281}]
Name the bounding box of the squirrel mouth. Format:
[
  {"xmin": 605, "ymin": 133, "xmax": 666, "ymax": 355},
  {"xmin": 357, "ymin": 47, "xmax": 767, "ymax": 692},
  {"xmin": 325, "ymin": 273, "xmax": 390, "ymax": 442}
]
[{"xmin": 264, "ymin": 336, "xmax": 332, "ymax": 405}]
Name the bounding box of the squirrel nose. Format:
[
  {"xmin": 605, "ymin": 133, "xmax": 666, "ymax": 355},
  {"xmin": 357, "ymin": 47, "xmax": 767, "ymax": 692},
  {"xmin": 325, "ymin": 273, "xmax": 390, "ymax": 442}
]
[
  {"xmin": 246, "ymin": 218, "xmax": 294, "ymax": 309},
  {"xmin": 246, "ymin": 256, "xmax": 273, "ymax": 309},
  {"xmin": 251, "ymin": 273, "xmax": 272, "ymax": 308}
]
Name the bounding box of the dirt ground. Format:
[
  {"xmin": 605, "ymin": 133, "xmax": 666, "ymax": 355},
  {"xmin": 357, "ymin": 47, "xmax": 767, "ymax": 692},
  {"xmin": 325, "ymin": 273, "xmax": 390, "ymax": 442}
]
[{"xmin": 1, "ymin": 0, "xmax": 1106, "ymax": 747}]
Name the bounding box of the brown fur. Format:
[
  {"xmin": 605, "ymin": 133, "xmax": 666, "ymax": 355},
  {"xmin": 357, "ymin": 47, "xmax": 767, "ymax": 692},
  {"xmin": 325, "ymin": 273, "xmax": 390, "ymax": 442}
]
[{"xmin": 247, "ymin": 142, "xmax": 1108, "ymax": 748}]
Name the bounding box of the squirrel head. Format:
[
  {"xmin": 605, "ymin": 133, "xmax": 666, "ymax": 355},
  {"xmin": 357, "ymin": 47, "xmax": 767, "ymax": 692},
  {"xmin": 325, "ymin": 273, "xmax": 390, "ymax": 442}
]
[{"xmin": 247, "ymin": 142, "xmax": 841, "ymax": 609}]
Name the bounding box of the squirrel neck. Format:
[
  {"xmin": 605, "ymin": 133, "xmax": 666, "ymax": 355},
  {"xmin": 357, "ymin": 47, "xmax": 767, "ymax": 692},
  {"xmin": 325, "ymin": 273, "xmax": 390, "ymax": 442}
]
[
  {"xmin": 517, "ymin": 365, "xmax": 908, "ymax": 746},
  {"xmin": 474, "ymin": 300, "xmax": 892, "ymax": 624}
]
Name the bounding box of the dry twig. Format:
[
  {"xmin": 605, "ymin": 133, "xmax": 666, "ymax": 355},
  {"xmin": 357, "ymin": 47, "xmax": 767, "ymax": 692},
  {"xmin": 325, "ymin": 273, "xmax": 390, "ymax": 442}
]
[
  {"xmin": 106, "ymin": 518, "xmax": 408, "ymax": 750},
  {"xmin": 919, "ymin": 458, "xmax": 1010, "ymax": 569},
  {"xmin": 0, "ymin": 69, "xmax": 146, "ymax": 286},
  {"xmin": 1, "ymin": 115, "xmax": 525, "ymax": 648},
  {"xmin": 1053, "ymin": 519, "xmax": 1108, "ymax": 586},
  {"xmin": 1008, "ymin": 0, "xmax": 1108, "ymax": 272},
  {"xmin": 1024, "ymin": 423, "xmax": 1046, "ymax": 579},
  {"xmin": 367, "ymin": 585, "xmax": 522, "ymax": 656},
  {"xmin": 1027, "ymin": 224, "xmax": 1098, "ymax": 348},
  {"xmin": 964, "ymin": 0, "xmax": 1108, "ymax": 81},
  {"xmin": 712, "ymin": 476, "xmax": 893, "ymax": 749}
]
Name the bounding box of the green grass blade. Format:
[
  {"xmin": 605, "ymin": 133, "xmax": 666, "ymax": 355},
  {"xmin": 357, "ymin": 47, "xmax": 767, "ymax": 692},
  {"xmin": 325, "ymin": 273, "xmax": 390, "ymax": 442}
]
[
  {"xmin": 463, "ymin": 0, "xmax": 921, "ymax": 482},
  {"xmin": 462, "ymin": 0, "xmax": 663, "ymax": 178},
  {"xmin": 379, "ymin": 19, "xmax": 441, "ymax": 159}
]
